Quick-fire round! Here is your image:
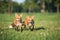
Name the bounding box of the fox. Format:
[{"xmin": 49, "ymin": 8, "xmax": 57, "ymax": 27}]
[
  {"xmin": 22, "ymin": 16, "xmax": 34, "ymax": 31},
  {"xmin": 9, "ymin": 13, "xmax": 23, "ymax": 32}
]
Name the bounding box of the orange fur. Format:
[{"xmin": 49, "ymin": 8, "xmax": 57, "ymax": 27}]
[
  {"xmin": 24, "ymin": 16, "xmax": 34, "ymax": 26},
  {"xmin": 13, "ymin": 14, "xmax": 22, "ymax": 26}
]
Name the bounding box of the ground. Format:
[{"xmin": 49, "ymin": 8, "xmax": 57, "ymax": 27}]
[{"xmin": 0, "ymin": 13, "xmax": 60, "ymax": 40}]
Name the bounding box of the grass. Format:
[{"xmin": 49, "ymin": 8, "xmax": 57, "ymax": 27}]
[{"xmin": 0, "ymin": 13, "xmax": 60, "ymax": 40}]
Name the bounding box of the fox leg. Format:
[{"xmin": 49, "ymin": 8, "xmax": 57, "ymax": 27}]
[
  {"xmin": 20, "ymin": 26, "xmax": 23, "ymax": 32},
  {"xmin": 29, "ymin": 22, "xmax": 34, "ymax": 31}
]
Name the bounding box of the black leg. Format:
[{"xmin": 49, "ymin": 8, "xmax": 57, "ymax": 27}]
[{"xmin": 20, "ymin": 27, "xmax": 23, "ymax": 32}]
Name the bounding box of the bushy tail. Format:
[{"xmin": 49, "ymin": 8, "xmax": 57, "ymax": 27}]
[{"xmin": 9, "ymin": 25, "xmax": 13, "ymax": 28}]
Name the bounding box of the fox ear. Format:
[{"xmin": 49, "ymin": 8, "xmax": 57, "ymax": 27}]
[
  {"xmin": 20, "ymin": 14, "xmax": 22, "ymax": 17},
  {"xmin": 26, "ymin": 16, "xmax": 29, "ymax": 18},
  {"xmin": 27, "ymin": 16, "xmax": 29, "ymax": 18},
  {"xmin": 31, "ymin": 16, "xmax": 34, "ymax": 19},
  {"xmin": 32, "ymin": 16, "xmax": 34, "ymax": 19}
]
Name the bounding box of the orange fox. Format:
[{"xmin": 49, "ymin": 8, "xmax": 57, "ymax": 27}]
[
  {"xmin": 23, "ymin": 16, "xmax": 34, "ymax": 31},
  {"xmin": 14, "ymin": 14, "xmax": 22, "ymax": 26},
  {"xmin": 9, "ymin": 14, "xmax": 23, "ymax": 31}
]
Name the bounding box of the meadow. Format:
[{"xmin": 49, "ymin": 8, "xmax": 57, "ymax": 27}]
[{"xmin": 0, "ymin": 13, "xmax": 60, "ymax": 40}]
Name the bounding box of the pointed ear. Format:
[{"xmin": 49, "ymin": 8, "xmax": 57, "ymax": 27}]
[
  {"xmin": 20, "ymin": 14, "xmax": 22, "ymax": 17},
  {"xmin": 32, "ymin": 16, "xmax": 34, "ymax": 19},
  {"xmin": 26, "ymin": 16, "xmax": 30, "ymax": 18},
  {"xmin": 27, "ymin": 16, "xmax": 29, "ymax": 17},
  {"xmin": 32, "ymin": 16, "xmax": 34, "ymax": 18}
]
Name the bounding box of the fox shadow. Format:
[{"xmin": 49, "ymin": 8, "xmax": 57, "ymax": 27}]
[
  {"xmin": 23, "ymin": 26, "xmax": 45, "ymax": 31},
  {"xmin": 34, "ymin": 26, "xmax": 45, "ymax": 30}
]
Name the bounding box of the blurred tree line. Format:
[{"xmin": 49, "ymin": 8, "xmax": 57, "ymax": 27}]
[{"xmin": 0, "ymin": 0, "xmax": 60, "ymax": 13}]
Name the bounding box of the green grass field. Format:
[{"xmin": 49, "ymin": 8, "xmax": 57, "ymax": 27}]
[{"xmin": 0, "ymin": 13, "xmax": 60, "ymax": 40}]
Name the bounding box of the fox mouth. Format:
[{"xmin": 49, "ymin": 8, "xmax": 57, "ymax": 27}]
[{"xmin": 16, "ymin": 19, "xmax": 20, "ymax": 20}]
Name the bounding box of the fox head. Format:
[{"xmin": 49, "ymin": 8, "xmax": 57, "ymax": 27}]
[
  {"xmin": 26, "ymin": 16, "xmax": 34, "ymax": 21},
  {"xmin": 15, "ymin": 13, "xmax": 22, "ymax": 19},
  {"xmin": 24, "ymin": 16, "xmax": 34, "ymax": 24}
]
